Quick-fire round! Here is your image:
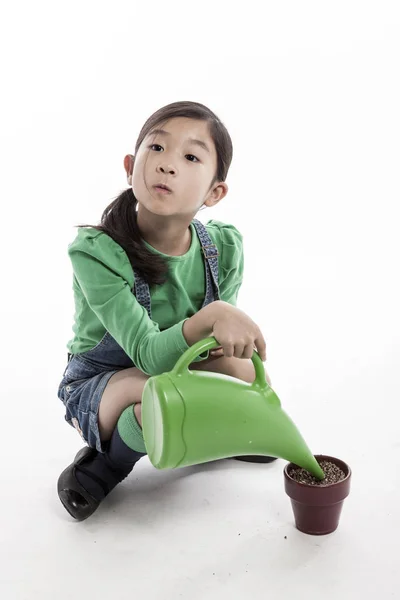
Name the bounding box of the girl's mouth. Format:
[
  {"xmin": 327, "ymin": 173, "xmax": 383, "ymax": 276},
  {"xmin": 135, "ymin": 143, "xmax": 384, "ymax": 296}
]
[{"xmin": 153, "ymin": 185, "xmax": 172, "ymax": 194}]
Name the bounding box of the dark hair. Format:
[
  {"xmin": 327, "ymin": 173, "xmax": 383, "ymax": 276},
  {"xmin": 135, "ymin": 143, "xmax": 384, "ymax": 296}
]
[{"xmin": 76, "ymin": 101, "xmax": 233, "ymax": 287}]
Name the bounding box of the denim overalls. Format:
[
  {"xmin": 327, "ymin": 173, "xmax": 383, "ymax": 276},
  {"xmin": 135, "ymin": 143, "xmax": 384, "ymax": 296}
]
[{"xmin": 57, "ymin": 219, "xmax": 220, "ymax": 453}]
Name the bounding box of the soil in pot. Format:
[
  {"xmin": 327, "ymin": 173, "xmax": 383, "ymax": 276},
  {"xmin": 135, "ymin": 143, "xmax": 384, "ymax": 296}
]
[{"xmin": 288, "ymin": 460, "xmax": 345, "ymax": 486}]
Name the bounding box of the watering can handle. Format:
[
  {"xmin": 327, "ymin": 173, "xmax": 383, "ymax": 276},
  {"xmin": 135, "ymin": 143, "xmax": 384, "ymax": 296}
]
[{"xmin": 171, "ymin": 336, "xmax": 269, "ymax": 390}]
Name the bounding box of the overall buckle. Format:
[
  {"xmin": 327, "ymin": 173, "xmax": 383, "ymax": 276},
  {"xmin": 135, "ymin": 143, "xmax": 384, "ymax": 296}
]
[{"xmin": 202, "ymin": 244, "xmax": 219, "ymax": 259}]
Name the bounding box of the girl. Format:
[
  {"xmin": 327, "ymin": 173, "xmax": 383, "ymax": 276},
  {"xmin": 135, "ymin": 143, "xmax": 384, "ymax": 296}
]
[{"xmin": 57, "ymin": 101, "xmax": 273, "ymax": 521}]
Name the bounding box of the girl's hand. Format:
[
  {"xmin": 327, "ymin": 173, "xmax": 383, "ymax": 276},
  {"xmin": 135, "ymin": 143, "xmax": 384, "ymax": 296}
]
[
  {"xmin": 211, "ymin": 304, "xmax": 267, "ymax": 361},
  {"xmin": 209, "ymin": 344, "xmax": 258, "ymax": 359},
  {"xmin": 209, "ymin": 346, "xmax": 224, "ymax": 358}
]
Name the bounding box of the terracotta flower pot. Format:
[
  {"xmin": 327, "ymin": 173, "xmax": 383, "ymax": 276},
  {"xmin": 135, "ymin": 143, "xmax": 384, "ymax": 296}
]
[{"xmin": 284, "ymin": 454, "xmax": 352, "ymax": 535}]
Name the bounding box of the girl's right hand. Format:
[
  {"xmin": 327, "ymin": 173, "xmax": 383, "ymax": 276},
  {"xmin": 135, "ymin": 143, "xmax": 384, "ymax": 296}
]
[{"xmin": 211, "ymin": 303, "xmax": 267, "ymax": 361}]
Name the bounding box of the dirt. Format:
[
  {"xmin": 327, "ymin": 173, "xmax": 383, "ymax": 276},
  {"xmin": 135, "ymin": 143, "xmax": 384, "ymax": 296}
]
[{"xmin": 288, "ymin": 460, "xmax": 345, "ymax": 486}]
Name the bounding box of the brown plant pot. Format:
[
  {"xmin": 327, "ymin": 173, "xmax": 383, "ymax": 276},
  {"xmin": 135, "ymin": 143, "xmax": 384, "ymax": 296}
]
[{"xmin": 284, "ymin": 454, "xmax": 352, "ymax": 535}]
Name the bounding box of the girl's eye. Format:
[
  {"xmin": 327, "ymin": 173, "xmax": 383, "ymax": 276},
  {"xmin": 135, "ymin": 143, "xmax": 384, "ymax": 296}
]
[
  {"xmin": 150, "ymin": 144, "xmax": 163, "ymax": 151},
  {"xmin": 186, "ymin": 154, "xmax": 199, "ymax": 163}
]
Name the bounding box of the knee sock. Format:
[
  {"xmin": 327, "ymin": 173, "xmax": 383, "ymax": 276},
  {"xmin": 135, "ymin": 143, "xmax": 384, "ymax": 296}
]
[
  {"xmin": 75, "ymin": 404, "xmax": 146, "ymax": 501},
  {"xmin": 116, "ymin": 404, "xmax": 147, "ymax": 454}
]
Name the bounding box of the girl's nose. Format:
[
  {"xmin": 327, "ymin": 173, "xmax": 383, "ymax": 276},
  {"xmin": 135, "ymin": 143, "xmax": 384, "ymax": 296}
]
[{"xmin": 157, "ymin": 164, "xmax": 176, "ymax": 176}]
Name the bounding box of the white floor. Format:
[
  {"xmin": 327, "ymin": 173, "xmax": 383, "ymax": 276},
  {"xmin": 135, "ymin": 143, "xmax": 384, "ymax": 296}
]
[{"xmin": 2, "ymin": 354, "xmax": 399, "ymax": 600}]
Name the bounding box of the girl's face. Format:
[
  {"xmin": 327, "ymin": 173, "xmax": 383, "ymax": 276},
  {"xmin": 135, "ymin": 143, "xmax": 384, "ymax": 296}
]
[{"xmin": 127, "ymin": 117, "xmax": 227, "ymax": 217}]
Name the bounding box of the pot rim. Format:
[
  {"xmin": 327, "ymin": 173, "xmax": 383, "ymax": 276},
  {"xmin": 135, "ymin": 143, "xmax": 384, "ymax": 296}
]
[{"xmin": 284, "ymin": 454, "xmax": 351, "ymax": 489}]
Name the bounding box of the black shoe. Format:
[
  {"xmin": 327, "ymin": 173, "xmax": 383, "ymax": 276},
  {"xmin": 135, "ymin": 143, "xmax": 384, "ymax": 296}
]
[
  {"xmin": 57, "ymin": 446, "xmax": 117, "ymax": 521},
  {"xmin": 231, "ymin": 455, "xmax": 278, "ymax": 463},
  {"xmin": 58, "ymin": 427, "xmax": 146, "ymax": 522}
]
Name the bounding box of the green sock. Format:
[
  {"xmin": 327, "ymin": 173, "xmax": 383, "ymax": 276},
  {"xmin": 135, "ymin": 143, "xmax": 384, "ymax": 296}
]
[{"xmin": 117, "ymin": 404, "xmax": 147, "ymax": 454}]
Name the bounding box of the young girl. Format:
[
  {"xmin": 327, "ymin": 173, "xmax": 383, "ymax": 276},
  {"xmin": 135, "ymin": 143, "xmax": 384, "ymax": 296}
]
[{"xmin": 57, "ymin": 100, "xmax": 273, "ymax": 521}]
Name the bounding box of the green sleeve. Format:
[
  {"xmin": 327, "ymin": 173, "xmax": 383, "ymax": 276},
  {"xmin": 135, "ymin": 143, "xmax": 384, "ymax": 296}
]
[
  {"xmin": 208, "ymin": 221, "xmax": 244, "ymax": 306},
  {"xmin": 68, "ymin": 229, "xmax": 192, "ymax": 376}
]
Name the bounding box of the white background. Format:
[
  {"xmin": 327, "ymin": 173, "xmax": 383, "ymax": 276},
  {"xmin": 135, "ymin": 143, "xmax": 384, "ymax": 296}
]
[{"xmin": 1, "ymin": 1, "xmax": 399, "ymax": 599}]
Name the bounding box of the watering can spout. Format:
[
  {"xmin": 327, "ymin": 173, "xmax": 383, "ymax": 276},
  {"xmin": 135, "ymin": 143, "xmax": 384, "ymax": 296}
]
[
  {"xmin": 142, "ymin": 337, "xmax": 325, "ymax": 481},
  {"xmin": 255, "ymin": 407, "xmax": 324, "ymax": 479}
]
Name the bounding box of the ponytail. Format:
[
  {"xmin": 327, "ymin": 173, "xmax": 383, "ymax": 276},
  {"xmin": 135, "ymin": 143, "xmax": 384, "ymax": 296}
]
[{"xmin": 76, "ymin": 188, "xmax": 169, "ymax": 287}]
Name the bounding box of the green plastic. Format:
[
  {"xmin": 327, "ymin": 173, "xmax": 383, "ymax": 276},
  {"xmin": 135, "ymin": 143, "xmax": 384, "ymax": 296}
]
[{"xmin": 141, "ymin": 337, "xmax": 325, "ymax": 480}]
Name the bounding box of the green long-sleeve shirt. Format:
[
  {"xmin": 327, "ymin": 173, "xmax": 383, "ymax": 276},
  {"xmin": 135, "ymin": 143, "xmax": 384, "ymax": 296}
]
[{"xmin": 66, "ymin": 219, "xmax": 244, "ymax": 376}]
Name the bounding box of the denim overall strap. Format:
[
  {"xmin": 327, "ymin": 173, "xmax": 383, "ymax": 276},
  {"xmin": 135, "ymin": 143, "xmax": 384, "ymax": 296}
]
[
  {"xmin": 133, "ymin": 271, "xmax": 153, "ymax": 320},
  {"xmin": 192, "ymin": 219, "xmax": 220, "ymax": 306}
]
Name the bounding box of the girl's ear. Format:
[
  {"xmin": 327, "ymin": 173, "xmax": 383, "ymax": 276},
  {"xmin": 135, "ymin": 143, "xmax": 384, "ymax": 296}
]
[
  {"xmin": 203, "ymin": 181, "xmax": 229, "ymax": 208},
  {"xmin": 124, "ymin": 154, "xmax": 135, "ymax": 184}
]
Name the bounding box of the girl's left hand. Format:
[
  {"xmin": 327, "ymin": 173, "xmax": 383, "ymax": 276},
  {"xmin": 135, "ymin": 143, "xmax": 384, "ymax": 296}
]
[
  {"xmin": 210, "ymin": 346, "xmax": 224, "ymax": 357},
  {"xmin": 209, "ymin": 344, "xmax": 258, "ymax": 358}
]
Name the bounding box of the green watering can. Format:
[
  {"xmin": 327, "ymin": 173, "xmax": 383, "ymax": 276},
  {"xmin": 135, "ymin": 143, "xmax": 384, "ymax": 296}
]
[{"xmin": 141, "ymin": 337, "xmax": 324, "ymax": 480}]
